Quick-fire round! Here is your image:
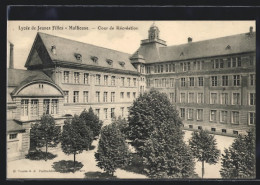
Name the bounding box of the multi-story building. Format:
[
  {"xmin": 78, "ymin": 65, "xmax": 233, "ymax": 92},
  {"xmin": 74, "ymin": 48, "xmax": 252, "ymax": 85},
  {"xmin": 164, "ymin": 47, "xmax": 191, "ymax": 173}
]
[{"xmin": 7, "ymin": 24, "xmax": 255, "ymax": 161}]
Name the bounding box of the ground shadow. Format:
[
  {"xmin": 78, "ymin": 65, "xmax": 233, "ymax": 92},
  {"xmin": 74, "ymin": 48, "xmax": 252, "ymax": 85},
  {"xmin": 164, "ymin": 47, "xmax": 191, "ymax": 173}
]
[
  {"xmin": 88, "ymin": 145, "xmax": 95, "ymax": 150},
  {"xmin": 84, "ymin": 171, "xmax": 117, "ymax": 179},
  {"xmin": 25, "ymin": 150, "xmax": 57, "ymax": 160},
  {"xmin": 52, "ymin": 160, "xmax": 83, "ymax": 173}
]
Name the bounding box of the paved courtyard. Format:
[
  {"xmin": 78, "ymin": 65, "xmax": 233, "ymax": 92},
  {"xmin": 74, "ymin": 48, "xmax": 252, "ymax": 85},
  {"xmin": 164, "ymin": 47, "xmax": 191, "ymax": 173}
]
[{"xmin": 7, "ymin": 130, "xmax": 235, "ymax": 179}]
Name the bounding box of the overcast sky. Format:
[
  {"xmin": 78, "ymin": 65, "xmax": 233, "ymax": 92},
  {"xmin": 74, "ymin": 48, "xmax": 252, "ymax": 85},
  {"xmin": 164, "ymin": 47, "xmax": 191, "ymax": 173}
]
[{"xmin": 7, "ymin": 21, "xmax": 255, "ymax": 69}]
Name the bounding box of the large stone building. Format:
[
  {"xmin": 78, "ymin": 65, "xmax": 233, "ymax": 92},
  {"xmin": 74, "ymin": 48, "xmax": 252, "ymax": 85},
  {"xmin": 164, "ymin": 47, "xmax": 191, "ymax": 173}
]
[{"xmin": 7, "ymin": 24, "xmax": 255, "ymax": 161}]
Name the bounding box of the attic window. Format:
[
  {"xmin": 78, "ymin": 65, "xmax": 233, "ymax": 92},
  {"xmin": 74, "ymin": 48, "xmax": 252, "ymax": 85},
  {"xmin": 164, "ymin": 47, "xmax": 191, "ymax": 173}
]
[
  {"xmin": 106, "ymin": 59, "xmax": 113, "ymax": 65},
  {"xmin": 119, "ymin": 61, "xmax": 125, "ymax": 67},
  {"xmin": 74, "ymin": 53, "xmax": 82, "ymax": 61},
  {"xmin": 226, "ymin": 45, "xmax": 231, "ymax": 50},
  {"xmin": 180, "ymin": 52, "xmax": 184, "ymax": 56},
  {"xmin": 51, "ymin": 45, "xmax": 56, "ymax": 55},
  {"xmin": 91, "ymin": 56, "xmax": 98, "ymax": 63}
]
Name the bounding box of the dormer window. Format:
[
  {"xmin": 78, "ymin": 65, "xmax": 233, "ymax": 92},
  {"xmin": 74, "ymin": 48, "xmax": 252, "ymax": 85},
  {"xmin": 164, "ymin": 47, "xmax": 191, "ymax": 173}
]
[
  {"xmin": 180, "ymin": 52, "xmax": 184, "ymax": 56},
  {"xmin": 106, "ymin": 59, "xmax": 113, "ymax": 65},
  {"xmin": 74, "ymin": 53, "xmax": 82, "ymax": 61},
  {"xmin": 51, "ymin": 45, "xmax": 56, "ymax": 55},
  {"xmin": 91, "ymin": 56, "xmax": 98, "ymax": 63},
  {"xmin": 119, "ymin": 61, "xmax": 125, "ymax": 67},
  {"xmin": 226, "ymin": 45, "xmax": 231, "ymax": 50}
]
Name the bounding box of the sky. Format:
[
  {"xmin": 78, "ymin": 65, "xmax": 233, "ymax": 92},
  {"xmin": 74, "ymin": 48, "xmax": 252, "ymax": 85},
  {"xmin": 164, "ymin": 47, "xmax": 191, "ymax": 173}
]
[{"xmin": 7, "ymin": 21, "xmax": 255, "ymax": 69}]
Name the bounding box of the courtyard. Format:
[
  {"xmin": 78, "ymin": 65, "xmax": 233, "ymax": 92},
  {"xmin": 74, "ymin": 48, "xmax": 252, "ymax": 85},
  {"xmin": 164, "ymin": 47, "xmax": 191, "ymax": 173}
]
[{"xmin": 7, "ymin": 130, "xmax": 235, "ymax": 179}]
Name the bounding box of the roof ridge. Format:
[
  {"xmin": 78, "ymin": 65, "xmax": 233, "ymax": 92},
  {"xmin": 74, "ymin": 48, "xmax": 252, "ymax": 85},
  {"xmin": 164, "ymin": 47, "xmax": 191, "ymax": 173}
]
[
  {"xmin": 164, "ymin": 31, "xmax": 255, "ymax": 49},
  {"xmin": 38, "ymin": 32, "xmax": 132, "ymax": 56}
]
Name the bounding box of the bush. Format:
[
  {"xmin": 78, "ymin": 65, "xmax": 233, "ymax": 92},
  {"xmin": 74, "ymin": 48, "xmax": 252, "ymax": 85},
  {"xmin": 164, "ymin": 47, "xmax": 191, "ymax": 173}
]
[
  {"xmin": 52, "ymin": 160, "xmax": 83, "ymax": 173},
  {"xmin": 95, "ymin": 122, "xmax": 129, "ymax": 176},
  {"xmin": 25, "ymin": 150, "xmax": 57, "ymax": 160}
]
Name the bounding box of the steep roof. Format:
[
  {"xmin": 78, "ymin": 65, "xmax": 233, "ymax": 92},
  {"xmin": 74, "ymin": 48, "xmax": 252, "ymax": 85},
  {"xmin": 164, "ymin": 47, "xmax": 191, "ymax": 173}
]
[
  {"xmin": 7, "ymin": 120, "xmax": 25, "ymax": 132},
  {"xmin": 36, "ymin": 32, "xmax": 137, "ymax": 72},
  {"xmin": 136, "ymin": 32, "xmax": 255, "ymax": 64}
]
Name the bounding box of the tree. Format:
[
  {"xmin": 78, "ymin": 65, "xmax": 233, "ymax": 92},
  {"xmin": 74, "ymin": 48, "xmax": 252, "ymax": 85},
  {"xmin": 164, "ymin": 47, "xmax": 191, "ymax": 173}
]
[
  {"xmin": 127, "ymin": 90, "xmax": 196, "ymax": 178},
  {"xmin": 113, "ymin": 116, "xmax": 129, "ymax": 138},
  {"xmin": 61, "ymin": 115, "xmax": 93, "ymax": 172},
  {"xmin": 95, "ymin": 122, "xmax": 129, "ymax": 176},
  {"xmin": 189, "ymin": 129, "xmax": 220, "ymax": 178},
  {"xmin": 79, "ymin": 107, "xmax": 103, "ymax": 138},
  {"xmin": 220, "ymin": 129, "xmax": 255, "ymax": 179},
  {"xmin": 30, "ymin": 114, "xmax": 60, "ymax": 161}
]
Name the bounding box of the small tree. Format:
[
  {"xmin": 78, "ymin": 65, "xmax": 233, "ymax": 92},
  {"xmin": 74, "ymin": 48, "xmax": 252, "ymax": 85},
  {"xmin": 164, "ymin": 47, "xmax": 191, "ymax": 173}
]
[
  {"xmin": 95, "ymin": 122, "xmax": 129, "ymax": 176},
  {"xmin": 189, "ymin": 129, "xmax": 220, "ymax": 178},
  {"xmin": 80, "ymin": 107, "xmax": 103, "ymax": 138},
  {"xmin": 220, "ymin": 129, "xmax": 255, "ymax": 179},
  {"xmin": 30, "ymin": 114, "xmax": 60, "ymax": 161},
  {"xmin": 61, "ymin": 115, "xmax": 93, "ymax": 172},
  {"xmin": 113, "ymin": 116, "xmax": 129, "ymax": 138}
]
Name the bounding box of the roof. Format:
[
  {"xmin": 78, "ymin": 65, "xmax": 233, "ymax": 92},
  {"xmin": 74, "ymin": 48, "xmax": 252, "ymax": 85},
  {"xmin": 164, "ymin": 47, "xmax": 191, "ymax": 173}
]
[
  {"xmin": 7, "ymin": 68, "xmax": 56, "ymax": 95},
  {"xmin": 36, "ymin": 32, "xmax": 137, "ymax": 72},
  {"xmin": 7, "ymin": 120, "xmax": 25, "ymax": 132},
  {"xmin": 136, "ymin": 32, "xmax": 255, "ymax": 64}
]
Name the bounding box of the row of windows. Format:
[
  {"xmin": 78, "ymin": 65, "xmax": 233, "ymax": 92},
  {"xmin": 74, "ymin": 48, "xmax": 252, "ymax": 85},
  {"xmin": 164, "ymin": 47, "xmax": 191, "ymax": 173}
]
[
  {"xmin": 63, "ymin": 71, "xmax": 138, "ymax": 87},
  {"xmin": 178, "ymin": 92, "xmax": 255, "ymax": 106},
  {"xmin": 95, "ymin": 107, "xmax": 130, "ymax": 119},
  {"xmin": 146, "ymin": 55, "xmax": 254, "ymax": 74},
  {"xmin": 64, "ymin": 91, "xmax": 137, "ymax": 103},
  {"xmin": 189, "ymin": 125, "xmax": 240, "ymax": 135},
  {"xmin": 180, "ymin": 108, "xmax": 255, "ymax": 125},
  {"xmin": 21, "ymin": 99, "xmax": 59, "ymax": 117}
]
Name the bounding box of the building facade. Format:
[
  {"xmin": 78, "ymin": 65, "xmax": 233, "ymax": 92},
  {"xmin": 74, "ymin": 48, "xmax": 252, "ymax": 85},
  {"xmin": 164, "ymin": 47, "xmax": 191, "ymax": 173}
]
[{"xmin": 7, "ymin": 24, "xmax": 255, "ymax": 161}]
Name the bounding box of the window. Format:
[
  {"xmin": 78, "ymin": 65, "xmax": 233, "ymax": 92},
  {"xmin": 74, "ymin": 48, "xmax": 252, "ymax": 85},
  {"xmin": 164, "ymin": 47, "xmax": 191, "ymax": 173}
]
[
  {"xmin": 198, "ymin": 126, "xmax": 202, "ymax": 130},
  {"xmin": 141, "ymin": 65, "xmax": 145, "ymax": 73},
  {"xmin": 211, "ymin": 76, "xmax": 217, "ymax": 86},
  {"xmin": 127, "ymin": 78, "xmax": 131, "ymax": 86},
  {"xmin": 104, "ymin": 75, "xmax": 108, "ymax": 85},
  {"xmin": 63, "ymin": 71, "xmax": 70, "ymax": 83},
  {"xmin": 227, "ymin": 58, "xmax": 231, "ymax": 67},
  {"xmin": 232, "ymin": 93, "xmax": 240, "ymax": 105},
  {"xmin": 43, "ymin": 99, "xmax": 50, "ymax": 114},
  {"xmin": 197, "ymin": 93, "xmax": 204, "ymax": 104},
  {"xmin": 51, "ymin": 99, "xmax": 58, "ymax": 114},
  {"xmin": 73, "ymin": 91, "xmax": 79, "ymax": 103},
  {"xmin": 104, "ymin": 108, "xmax": 108, "ymax": 119},
  {"xmin": 237, "ymin": 57, "xmax": 241, "ymax": 67},
  {"xmin": 170, "ymin": 63, "xmax": 175, "ymax": 72},
  {"xmin": 95, "ymin": 109, "xmax": 100, "ymax": 118},
  {"xmin": 180, "ymin": 108, "xmax": 185, "ymax": 119},
  {"xmin": 233, "ymin": 130, "xmax": 238, "ymax": 135},
  {"xmin": 222, "ymin": 76, "xmax": 228, "ymax": 86},
  {"xmin": 233, "ymin": 75, "xmax": 240, "ymax": 86},
  {"xmin": 96, "ymin": 74, "xmax": 101, "ymax": 85},
  {"xmin": 189, "ymin": 77, "xmax": 194, "ymax": 86},
  {"xmin": 189, "ymin": 125, "xmax": 193, "ymax": 129},
  {"xmin": 249, "ymin": 112, "xmax": 256, "ymax": 125},
  {"xmin": 169, "ymin": 78, "xmax": 174, "ymax": 87},
  {"xmin": 111, "ymin": 76, "xmax": 116, "ymax": 86},
  {"xmin": 210, "ymin": 93, "xmax": 218, "ymax": 104},
  {"xmin": 162, "ymin": 78, "xmax": 166, "ymax": 87},
  {"xmin": 180, "ymin": 93, "xmax": 186, "ymax": 103},
  {"xmin": 133, "ymin": 78, "xmax": 137, "ymax": 86},
  {"xmin": 210, "ymin": 110, "xmax": 217, "ymax": 122},
  {"xmin": 188, "ymin": 93, "xmax": 195, "ymax": 103},
  {"xmin": 64, "ymin": 91, "xmax": 69, "ymax": 103},
  {"xmin": 74, "ymin": 72, "xmax": 80, "ymax": 84},
  {"xmin": 222, "ymin": 129, "xmax": 227, "ymax": 133},
  {"xmin": 96, "ymin": 91, "xmax": 100, "ymax": 102},
  {"xmin": 181, "ymin": 78, "xmax": 185, "ymax": 87},
  {"xmin": 197, "ymin": 109, "xmax": 203, "ymax": 121},
  {"xmin": 127, "ymin": 92, "xmax": 130, "ymax": 98},
  {"xmin": 146, "ymin": 66, "xmax": 151, "ymax": 74},
  {"xmin": 170, "ymin": 93, "xmax": 175, "ymax": 103},
  {"xmin": 84, "ymin": 73, "xmax": 89, "ymax": 84},
  {"xmin": 250, "ymin": 74, "xmax": 255, "ymax": 86},
  {"xmin": 249, "ymin": 93, "xmax": 256, "ymax": 105},
  {"xmin": 111, "ymin": 92, "xmax": 115, "ymax": 102},
  {"xmin": 198, "ymin": 77, "xmax": 204, "ymax": 86},
  {"xmin": 120, "ymin": 92, "xmax": 124, "ymax": 99},
  {"xmin": 188, "ymin": 109, "xmax": 193, "ymax": 120},
  {"xmin": 187, "ymin": 62, "xmax": 191, "ymax": 71},
  {"xmin": 31, "ymin": 100, "xmax": 39, "ymax": 116},
  {"xmin": 121, "ymin": 107, "xmax": 124, "ymax": 117},
  {"xmin": 103, "ymin": 92, "xmax": 108, "ymax": 102},
  {"xmin": 9, "ymin": 133, "xmax": 17, "ymax": 140},
  {"xmin": 111, "ymin": 108, "xmax": 115, "ymax": 118},
  {"xmin": 249, "ymin": 56, "xmax": 254, "ymax": 66},
  {"xmin": 232, "ymin": 57, "xmax": 237, "ymax": 67},
  {"xmin": 211, "ymin": 128, "xmax": 216, "ymax": 132},
  {"xmin": 232, "ymin": 111, "xmax": 239, "ymax": 124},
  {"xmin": 220, "ymin": 59, "xmax": 224, "ymax": 68},
  {"xmin": 220, "ymin": 111, "xmax": 228, "ymax": 123},
  {"xmin": 83, "ymin": 91, "xmax": 88, "ymax": 103},
  {"xmin": 133, "ymin": 92, "xmax": 136, "ymax": 99},
  {"xmin": 221, "ymin": 93, "xmax": 228, "ymax": 105},
  {"xmin": 121, "ymin": 77, "xmax": 125, "ymax": 86}
]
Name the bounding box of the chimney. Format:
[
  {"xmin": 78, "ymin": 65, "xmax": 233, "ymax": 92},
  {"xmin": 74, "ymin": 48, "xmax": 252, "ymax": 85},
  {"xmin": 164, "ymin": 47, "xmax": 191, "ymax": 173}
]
[
  {"xmin": 250, "ymin": 26, "xmax": 253, "ymax": 34},
  {"xmin": 188, "ymin": 37, "xmax": 192, "ymax": 43},
  {"xmin": 9, "ymin": 42, "xmax": 14, "ymax": 69}
]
